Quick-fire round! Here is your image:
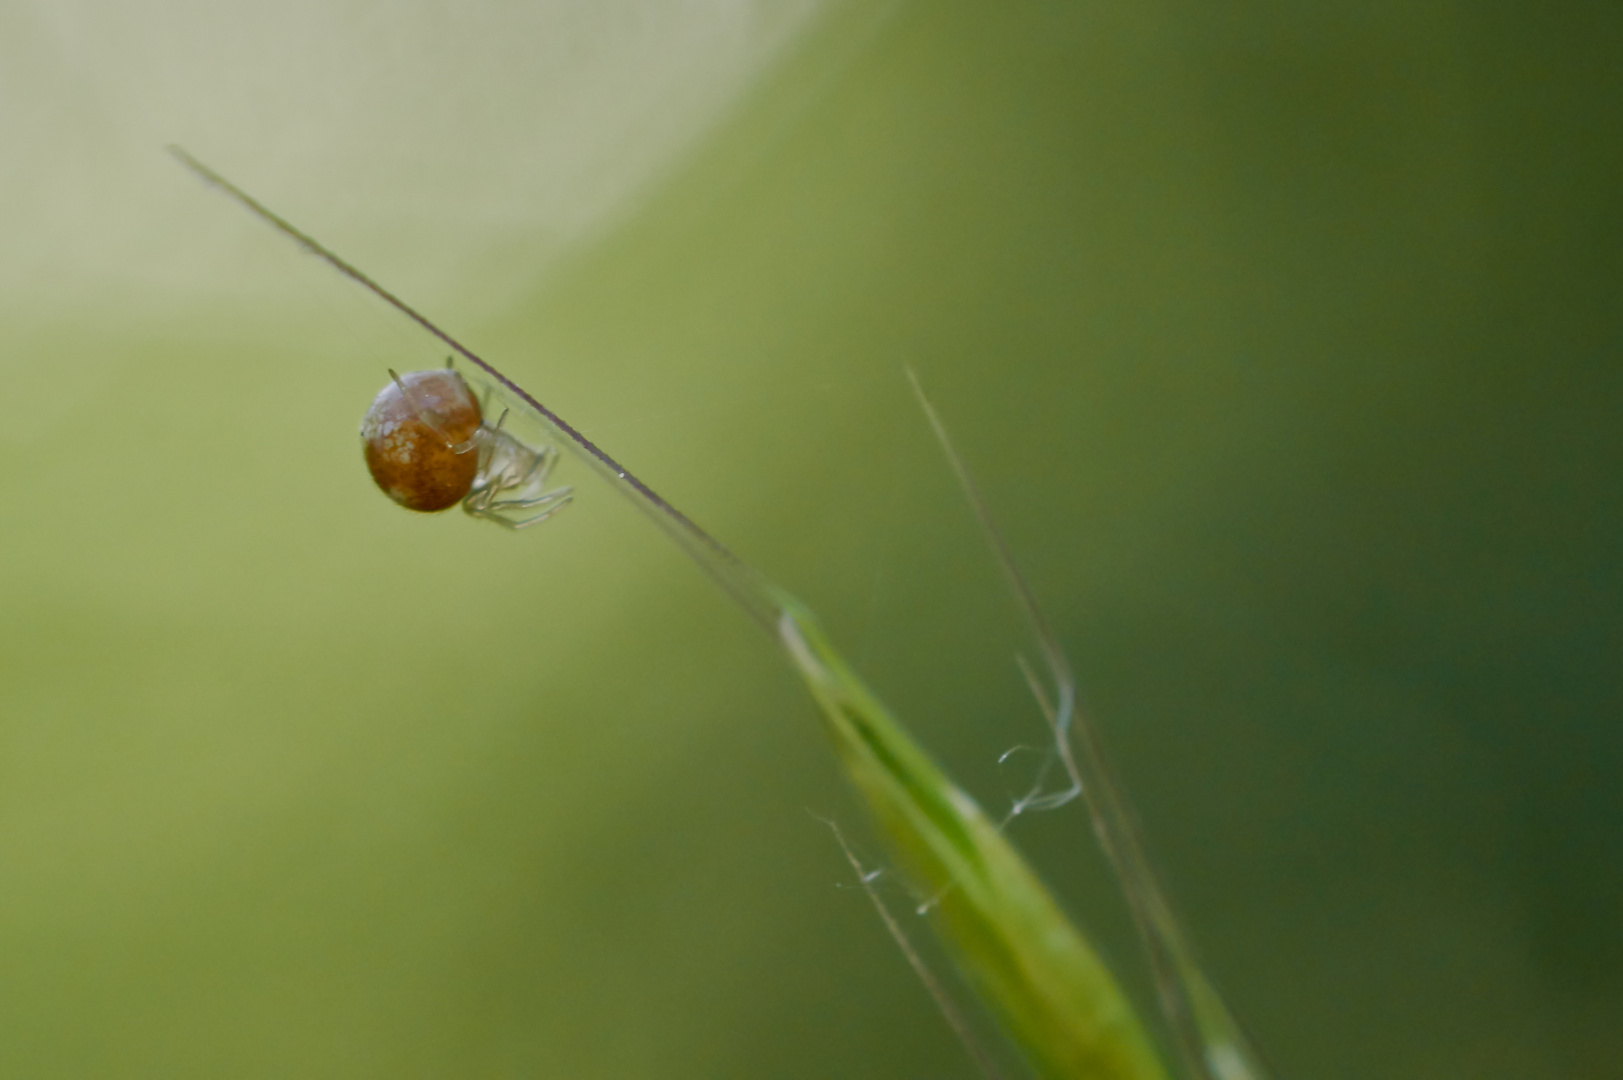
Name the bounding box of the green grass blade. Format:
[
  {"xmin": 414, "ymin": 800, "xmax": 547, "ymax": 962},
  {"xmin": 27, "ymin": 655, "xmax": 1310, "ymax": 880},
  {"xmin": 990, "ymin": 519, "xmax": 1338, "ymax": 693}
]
[{"xmin": 780, "ymin": 601, "xmax": 1169, "ymax": 1080}]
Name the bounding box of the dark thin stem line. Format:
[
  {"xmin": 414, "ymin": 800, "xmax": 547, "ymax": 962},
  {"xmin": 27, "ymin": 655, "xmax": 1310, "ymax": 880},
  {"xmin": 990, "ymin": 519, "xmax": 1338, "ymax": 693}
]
[{"xmin": 170, "ymin": 146, "xmax": 781, "ymax": 632}]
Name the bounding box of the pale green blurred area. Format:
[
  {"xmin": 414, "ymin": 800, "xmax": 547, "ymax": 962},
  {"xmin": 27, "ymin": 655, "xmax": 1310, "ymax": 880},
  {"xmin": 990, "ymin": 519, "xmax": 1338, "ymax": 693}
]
[{"xmin": 2, "ymin": 1, "xmax": 1620, "ymax": 1077}]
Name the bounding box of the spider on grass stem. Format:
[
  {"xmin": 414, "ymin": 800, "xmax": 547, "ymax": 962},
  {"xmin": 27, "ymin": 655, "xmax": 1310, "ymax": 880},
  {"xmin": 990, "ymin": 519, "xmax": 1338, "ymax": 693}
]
[{"xmin": 360, "ymin": 361, "xmax": 572, "ymax": 529}]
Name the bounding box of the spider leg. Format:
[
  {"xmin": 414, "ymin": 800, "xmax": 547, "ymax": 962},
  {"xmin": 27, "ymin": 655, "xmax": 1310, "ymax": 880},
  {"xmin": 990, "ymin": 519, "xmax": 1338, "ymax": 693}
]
[
  {"xmin": 517, "ymin": 444, "xmax": 561, "ymax": 493},
  {"xmin": 503, "ymin": 494, "xmax": 573, "ymax": 529},
  {"xmin": 463, "ymin": 489, "xmax": 571, "ymax": 529},
  {"xmin": 488, "ymin": 442, "xmax": 562, "ymax": 503},
  {"xmin": 487, "ymin": 486, "xmax": 573, "ymax": 511},
  {"xmin": 460, "ymin": 429, "xmax": 572, "ymax": 529}
]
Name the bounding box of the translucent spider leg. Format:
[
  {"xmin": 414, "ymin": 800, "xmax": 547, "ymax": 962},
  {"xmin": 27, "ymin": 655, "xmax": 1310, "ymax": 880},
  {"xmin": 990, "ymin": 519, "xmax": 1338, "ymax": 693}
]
[
  {"xmin": 489, "ymin": 493, "xmax": 572, "ymax": 529},
  {"xmin": 463, "ymin": 482, "xmax": 572, "ymax": 529},
  {"xmin": 462, "ymin": 419, "xmax": 573, "ymax": 528}
]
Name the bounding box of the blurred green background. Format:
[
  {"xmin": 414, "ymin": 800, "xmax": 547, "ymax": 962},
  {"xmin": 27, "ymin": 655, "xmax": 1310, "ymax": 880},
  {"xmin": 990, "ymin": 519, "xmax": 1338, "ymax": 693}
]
[{"xmin": 2, "ymin": 0, "xmax": 1620, "ymax": 1076}]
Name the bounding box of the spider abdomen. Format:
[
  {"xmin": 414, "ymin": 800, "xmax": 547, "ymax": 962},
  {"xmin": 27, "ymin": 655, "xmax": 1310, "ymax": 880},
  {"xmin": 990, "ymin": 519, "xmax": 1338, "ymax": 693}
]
[{"xmin": 360, "ymin": 369, "xmax": 481, "ymax": 512}]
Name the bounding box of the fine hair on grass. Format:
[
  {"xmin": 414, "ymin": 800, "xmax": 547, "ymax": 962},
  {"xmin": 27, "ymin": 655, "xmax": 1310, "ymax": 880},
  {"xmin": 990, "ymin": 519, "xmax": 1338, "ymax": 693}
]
[{"xmin": 173, "ymin": 145, "xmax": 1270, "ymax": 1080}]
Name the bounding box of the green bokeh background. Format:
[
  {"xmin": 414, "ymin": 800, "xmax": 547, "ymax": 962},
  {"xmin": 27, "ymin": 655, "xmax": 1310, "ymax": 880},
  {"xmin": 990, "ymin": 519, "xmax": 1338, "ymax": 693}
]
[{"xmin": 2, "ymin": 1, "xmax": 1620, "ymax": 1077}]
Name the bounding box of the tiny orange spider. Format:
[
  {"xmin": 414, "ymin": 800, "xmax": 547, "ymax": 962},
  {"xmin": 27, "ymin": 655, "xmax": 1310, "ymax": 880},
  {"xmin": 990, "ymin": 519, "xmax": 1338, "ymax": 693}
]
[{"xmin": 360, "ymin": 364, "xmax": 572, "ymax": 529}]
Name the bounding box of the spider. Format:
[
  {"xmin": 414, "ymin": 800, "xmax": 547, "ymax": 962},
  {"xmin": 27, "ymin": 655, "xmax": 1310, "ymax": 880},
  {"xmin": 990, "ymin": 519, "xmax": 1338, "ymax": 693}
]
[{"xmin": 360, "ymin": 363, "xmax": 572, "ymax": 529}]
